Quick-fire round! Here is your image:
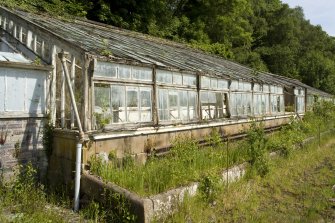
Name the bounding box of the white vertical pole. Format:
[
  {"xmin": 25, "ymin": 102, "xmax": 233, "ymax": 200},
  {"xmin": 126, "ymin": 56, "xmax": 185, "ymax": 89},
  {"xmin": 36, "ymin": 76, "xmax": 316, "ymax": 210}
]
[
  {"xmin": 74, "ymin": 141, "xmax": 82, "ymax": 211},
  {"xmin": 59, "ymin": 52, "xmax": 84, "ymax": 212},
  {"xmin": 50, "ymin": 45, "xmax": 57, "ymax": 126},
  {"xmin": 61, "ymin": 64, "xmax": 66, "ymax": 128},
  {"xmin": 70, "ymin": 56, "xmax": 76, "ymax": 129}
]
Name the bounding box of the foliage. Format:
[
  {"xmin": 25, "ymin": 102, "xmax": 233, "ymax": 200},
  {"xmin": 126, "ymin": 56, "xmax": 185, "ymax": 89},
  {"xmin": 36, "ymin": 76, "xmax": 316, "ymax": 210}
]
[
  {"xmin": 198, "ymin": 171, "xmax": 220, "ymax": 203},
  {"xmin": 205, "ymin": 128, "xmax": 223, "ymax": 148},
  {"xmin": 2, "ymin": 0, "xmax": 335, "ymax": 93},
  {"xmin": 245, "ymin": 121, "xmax": 269, "ymax": 177},
  {"xmin": 0, "ymin": 163, "xmax": 73, "ymax": 222},
  {"xmin": 80, "ymin": 191, "xmax": 136, "ymax": 223},
  {"xmin": 42, "ymin": 117, "xmax": 54, "ymax": 159}
]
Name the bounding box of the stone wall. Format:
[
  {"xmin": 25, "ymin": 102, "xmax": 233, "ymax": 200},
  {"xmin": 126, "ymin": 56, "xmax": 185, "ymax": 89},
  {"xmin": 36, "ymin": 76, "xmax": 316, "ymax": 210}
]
[{"xmin": 0, "ymin": 118, "xmax": 47, "ymax": 180}]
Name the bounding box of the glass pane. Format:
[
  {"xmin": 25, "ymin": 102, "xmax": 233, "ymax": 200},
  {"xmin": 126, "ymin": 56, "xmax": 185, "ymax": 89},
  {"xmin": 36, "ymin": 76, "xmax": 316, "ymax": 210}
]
[
  {"xmin": 132, "ymin": 66, "xmax": 152, "ymax": 81},
  {"xmin": 5, "ymin": 72, "xmax": 25, "ymax": 111},
  {"xmin": 157, "ymin": 70, "xmax": 172, "ymax": 84},
  {"xmin": 118, "ymin": 65, "xmax": 131, "ymax": 79},
  {"xmin": 218, "ymin": 79, "xmax": 228, "ymax": 90},
  {"xmin": 215, "ymin": 93, "xmax": 223, "ymax": 118},
  {"xmin": 230, "ymin": 81, "xmax": 238, "ymax": 90},
  {"xmin": 94, "ymin": 61, "xmax": 117, "ymax": 78},
  {"xmin": 111, "ymin": 85, "xmax": 125, "ymax": 123},
  {"xmin": 158, "ymin": 88, "xmax": 169, "ymax": 121},
  {"xmin": 189, "ymin": 91, "xmax": 197, "ymax": 119},
  {"xmin": 140, "ymin": 88, "xmax": 152, "ymax": 122},
  {"xmin": 244, "ymin": 82, "xmax": 251, "ymax": 91},
  {"xmin": 238, "ymin": 81, "xmax": 244, "ymax": 90},
  {"xmin": 126, "ymin": 86, "xmax": 139, "ymax": 122},
  {"xmin": 169, "ymin": 91, "xmax": 179, "ymax": 120},
  {"xmin": 270, "ymin": 85, "xmax": 276, "ymax": 93},
  {"xmin": 26, "ymin": 72, "xmax": 46, "ymax": 113},
  {"xmin": 183, "ymin": 74, "xmax": 196, "ymax": 86},
  {"xmin": 179, "ymin": 91, "xmax": 188, "ymax": 120},
  {"xmin": 230, "ymin": 93, "xmax": 236, "ymax": 116},
  {"xmin": 201, "ymin": 76, "xmax": 210, "ymax": 89},
  {"xmin": 201, "ymin": 92, "xmax": 209, "ymax": 119},
  {"xmin": 211, "ymin": 78, "xmax": 218, "ymax": 89},
  {"xmin": 173, "ymin": 73, "xmax": 182, "ymax": 85}
]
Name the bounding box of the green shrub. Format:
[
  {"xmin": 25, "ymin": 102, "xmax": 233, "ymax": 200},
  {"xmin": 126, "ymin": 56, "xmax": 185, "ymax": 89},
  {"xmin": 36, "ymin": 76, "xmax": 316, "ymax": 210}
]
[{"xmin": 246, "ymin": 121, "xmax": 269, "ymax": 177}]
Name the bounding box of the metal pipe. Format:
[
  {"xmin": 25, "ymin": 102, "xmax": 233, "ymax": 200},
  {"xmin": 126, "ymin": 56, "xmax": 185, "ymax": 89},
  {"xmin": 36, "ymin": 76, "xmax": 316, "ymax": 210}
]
[
  {"xmin": 59, "ymin": 52, "xmax": 84, "ymax": 212},
  {"xmin": 73, "ymin": 141, "xmax": 82, "ymax": 211}
]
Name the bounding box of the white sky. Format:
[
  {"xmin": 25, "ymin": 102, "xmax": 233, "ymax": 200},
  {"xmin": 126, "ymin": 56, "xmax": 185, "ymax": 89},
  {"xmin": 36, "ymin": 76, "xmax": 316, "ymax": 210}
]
[{"xmin": 281, "ymin": 0, "xmax": 335, "ymax": 36}]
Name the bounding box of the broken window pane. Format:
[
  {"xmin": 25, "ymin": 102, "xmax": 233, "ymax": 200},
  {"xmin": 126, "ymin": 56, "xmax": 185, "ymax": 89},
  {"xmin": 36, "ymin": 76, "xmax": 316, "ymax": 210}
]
[{"xmin": 169, "ymin": 92, "xmax": 179, "ymax": 120}]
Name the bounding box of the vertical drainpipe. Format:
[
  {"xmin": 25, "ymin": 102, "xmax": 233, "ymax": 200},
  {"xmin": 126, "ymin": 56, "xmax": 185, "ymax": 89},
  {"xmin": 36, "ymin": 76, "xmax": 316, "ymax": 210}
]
[{"xmin": 58, "ymin": 52, "xmax": 84, "ymax": 212}]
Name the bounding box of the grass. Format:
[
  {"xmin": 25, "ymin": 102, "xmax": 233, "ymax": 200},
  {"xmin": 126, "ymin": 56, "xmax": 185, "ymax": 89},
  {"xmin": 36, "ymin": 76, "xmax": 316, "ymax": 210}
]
[
  {"xmin": 90, "ymin": 133, "xmax": 250, "ymax": 196},
  {"xmin": 90, "ymin": 101, "xmax": 335, "ymax": 197},
  {"xmin": 0, "ymin": 163, "xmax": 84, "ymax": 223},
  {"xmin": 162, "ymin": 132, "xmax": 335, "ymax": 222}
]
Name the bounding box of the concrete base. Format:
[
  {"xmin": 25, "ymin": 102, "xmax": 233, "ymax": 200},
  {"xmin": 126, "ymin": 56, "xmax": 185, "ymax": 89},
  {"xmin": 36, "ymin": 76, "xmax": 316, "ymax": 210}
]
[{"xmin": 81, "ymin": 162, "xmax": 248, "ymax": 223}]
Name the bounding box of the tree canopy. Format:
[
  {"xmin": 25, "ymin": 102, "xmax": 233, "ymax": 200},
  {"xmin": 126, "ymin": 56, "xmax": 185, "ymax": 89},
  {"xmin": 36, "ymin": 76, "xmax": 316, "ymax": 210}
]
[{"xmin": 2, "ymin": 0, "xmax": 335, "ymax": 94}]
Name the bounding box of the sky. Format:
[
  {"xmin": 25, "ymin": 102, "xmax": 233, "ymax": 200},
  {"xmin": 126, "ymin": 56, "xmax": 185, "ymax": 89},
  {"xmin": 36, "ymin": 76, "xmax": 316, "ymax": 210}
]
[{"xmin": 281, "ymin": 0, "xmax": 335, "ymax": 36}]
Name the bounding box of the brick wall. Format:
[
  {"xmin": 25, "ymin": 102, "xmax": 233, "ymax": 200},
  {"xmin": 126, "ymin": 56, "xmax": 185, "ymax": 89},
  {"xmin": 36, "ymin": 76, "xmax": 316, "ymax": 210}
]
[{"xmin": 0, "ymin": 117, "xmax": 47, "ymax": 180}]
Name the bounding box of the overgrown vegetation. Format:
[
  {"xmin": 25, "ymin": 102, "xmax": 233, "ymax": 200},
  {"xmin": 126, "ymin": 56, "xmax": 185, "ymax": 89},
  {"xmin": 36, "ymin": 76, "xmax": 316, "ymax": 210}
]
[
  {"xmin": 2, "ymin": 0, "xmax": 335, "ymax": 94},
  {"xmin": 162, "ymin": 132, "xmax": 335, "ymax": 222},
  {"xmin": 80, "ymin": 191, "xmax": 136, "ymax": 223},
  {"xmin": 90, "ymin": 132, "xmax": 249, "ymax": 196},
  {"xmin": 0, "ymin": 163, "xmax": 75, "ymax": 222},
  {"xmin": 90, "ymin": 101, "xmax": 335, "ymax": 198}
]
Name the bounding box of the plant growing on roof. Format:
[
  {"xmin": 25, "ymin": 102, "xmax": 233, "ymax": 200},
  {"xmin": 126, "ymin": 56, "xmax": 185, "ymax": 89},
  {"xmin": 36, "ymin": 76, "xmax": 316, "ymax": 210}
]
[{"xmin": 100, "ymin": 39, "xmax": 113, "ymax": 57}]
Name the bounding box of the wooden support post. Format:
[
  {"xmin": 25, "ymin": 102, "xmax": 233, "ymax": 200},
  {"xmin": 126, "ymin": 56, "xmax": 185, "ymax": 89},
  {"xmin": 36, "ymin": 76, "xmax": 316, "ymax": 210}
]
[
  {"xmin": 27, "ymin": 30, "xmax": 32, "ymax": 49},
  {"xmin": 13, "ymin": 25, "xmax": 17, "ymax": 39},
  {"xmin": 19, "ymin": 26, "xmax": 22, "ymax": 42},
  {"xmin": 81, "ymin": 54, "xmax": 91, "ymax": 131},
  {"xmin": 70, "ymin": 55, "xmax": 76, "ymax": 129},
  {"xmin": 152, "ymin": 66, "xmax": 158, "ymax": 126},
  {"xmin": 2, "ymin": 17, "xmax": 6, "ymax": 30},
  {"xmin": 61, "ymin": 63, "xmax": 66, "ymax": 128},
  {"xmin": 50, "ymin": 45, "xmax": 57, "ymax": 126},
  {"xmin": 41, "ymin": 41, "xmax": 45, "ymax": 59},
  {"xmin": 197, "ymin": 73, "xmax": 201, "ymax": 121},
  {"xmin": 33, "ymin": 34, "xmax": 37, "ymax": 53}
]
